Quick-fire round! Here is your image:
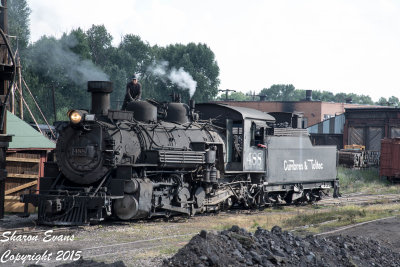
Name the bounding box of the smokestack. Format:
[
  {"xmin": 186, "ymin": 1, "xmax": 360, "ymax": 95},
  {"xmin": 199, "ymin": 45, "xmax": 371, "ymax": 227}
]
[
  {"xmin": 305, "ymin": 90, "xmax": 312, "ymax": 101},
  {"xmin": 345, "ymin": 97, "xmax": 352, "ymax": 104},
  {"xmin": 87, "ymin": 81, "xmax": 113, "ymax": 115}
]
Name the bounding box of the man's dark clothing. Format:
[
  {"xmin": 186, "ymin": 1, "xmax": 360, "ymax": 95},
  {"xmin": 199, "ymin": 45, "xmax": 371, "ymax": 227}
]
[{"xmin": 122, "ymin": 82, "xmax": 141, "ymax": 110}]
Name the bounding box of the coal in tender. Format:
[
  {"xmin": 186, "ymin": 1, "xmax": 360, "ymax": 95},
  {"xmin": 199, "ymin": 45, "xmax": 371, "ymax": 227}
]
[{"xmin": 163, "ymin": 225, "xmax": 400, "ymax": 267}]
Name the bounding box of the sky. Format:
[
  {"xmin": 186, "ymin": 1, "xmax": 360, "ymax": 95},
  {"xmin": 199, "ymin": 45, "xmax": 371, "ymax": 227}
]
[{"xmin": 28, "ymin": 0, "xmax": 400, "ymax": 101}]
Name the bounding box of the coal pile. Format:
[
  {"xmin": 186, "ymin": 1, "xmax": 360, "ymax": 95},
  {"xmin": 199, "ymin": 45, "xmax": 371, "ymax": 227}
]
[{"xmin": 163, "ymin": 225, "xmax": 400, "ymax": 267}]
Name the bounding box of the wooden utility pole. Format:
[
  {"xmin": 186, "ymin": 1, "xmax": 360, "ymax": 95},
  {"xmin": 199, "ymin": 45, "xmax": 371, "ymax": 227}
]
[
  {"xmin": 10, "ymin": 82, "xmax": 13, "ymax": 113},
  {"xmin": 52, "ymin": 85, "xmax": 57, "ymax": 122},
  {"xmin": 18, "ymin": 57, "xmax": 22, "ymax": 119}
]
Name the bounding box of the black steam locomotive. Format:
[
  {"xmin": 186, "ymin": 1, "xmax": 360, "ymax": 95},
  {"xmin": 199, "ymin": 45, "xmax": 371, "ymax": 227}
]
[{"xmin": 21, "ymin": 81, "xmax": 339, "ymax": 226}]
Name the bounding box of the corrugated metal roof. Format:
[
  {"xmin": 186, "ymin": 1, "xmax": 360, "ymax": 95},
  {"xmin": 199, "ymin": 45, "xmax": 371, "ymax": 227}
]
[
  {"xmin": 197, "ymin": 103, "xmax": 276, "ymax": 122},
  {"xmin": 6, "ymin": 111, "xmax": 56, "ymax": 149},
  {"xmin": 308, "ymin": 113, "xmax": 345, "ymax": 134}
]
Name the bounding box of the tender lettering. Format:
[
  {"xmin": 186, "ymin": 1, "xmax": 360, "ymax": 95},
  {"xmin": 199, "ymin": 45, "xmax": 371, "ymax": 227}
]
[
  {"xmin": 284, "ymin": 159, "xmax": 324, "ymax": 171},
  {"xmin": 284, "ymin": 160, "xmax": 304, "ymax": 171}
]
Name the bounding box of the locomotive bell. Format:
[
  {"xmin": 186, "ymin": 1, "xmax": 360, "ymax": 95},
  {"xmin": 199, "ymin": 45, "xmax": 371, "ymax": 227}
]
[{"xmin": 87, "ymin": 81, "xmax": 113, "ymax": 115}]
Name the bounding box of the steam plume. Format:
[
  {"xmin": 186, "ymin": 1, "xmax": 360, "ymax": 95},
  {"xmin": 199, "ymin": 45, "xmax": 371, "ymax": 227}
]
[
  {"xmin": 29, "ymin": 34, "xmax": 109, "ymax": 86},
  {"xmin": 148, "ymin": 61, "xmax": 197, "ymax": 97}
]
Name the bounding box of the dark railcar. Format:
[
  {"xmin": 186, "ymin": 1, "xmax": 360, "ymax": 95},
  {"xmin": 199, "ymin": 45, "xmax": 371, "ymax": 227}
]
[{"xmin": 380, "ymin": 138, "xmax": 400, "ymax": 180}]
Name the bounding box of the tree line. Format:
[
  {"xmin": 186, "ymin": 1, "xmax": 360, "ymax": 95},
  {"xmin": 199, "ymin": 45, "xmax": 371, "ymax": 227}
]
[{"xmin": 216, "ymin": 84, "xmax": 400, "ymax": 106}]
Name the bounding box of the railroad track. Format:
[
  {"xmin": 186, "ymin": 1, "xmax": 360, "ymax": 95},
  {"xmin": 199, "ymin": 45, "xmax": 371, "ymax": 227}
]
[
  {"xmin": 1, "ymin": 193, "xmax": 399, "ymax": 235},
  {"xmin": 1, "ymin": 192, "xmax": 400, "ymax": 266},
  {"xmin": 20, "ymin": 232, "xmax": 195, "ymax": 266},
  {"xmin": 317, "ymin": 193, "xmax": 400, "ymax": 206}
]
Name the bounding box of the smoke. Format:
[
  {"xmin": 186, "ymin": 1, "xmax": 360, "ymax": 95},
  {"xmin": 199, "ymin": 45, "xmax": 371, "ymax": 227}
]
[
  {"xmin": 148, "ymin": 61, "xmax": 197, "ymax": 97},
  {"xmin": 30, "ymin": 34, "xmax": 109, "ymax": 86}
]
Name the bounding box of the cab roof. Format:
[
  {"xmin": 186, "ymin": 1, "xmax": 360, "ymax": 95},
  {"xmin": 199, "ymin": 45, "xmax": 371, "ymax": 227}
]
[{"xmin": 196, "ymin": 103, "xmax": 275, "ymax": 126}]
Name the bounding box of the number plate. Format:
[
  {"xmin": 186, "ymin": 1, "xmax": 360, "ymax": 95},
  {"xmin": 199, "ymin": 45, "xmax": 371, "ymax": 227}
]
[{"xmin": 71, "ymin": 147, "xmax": 87, "ymax": 156}]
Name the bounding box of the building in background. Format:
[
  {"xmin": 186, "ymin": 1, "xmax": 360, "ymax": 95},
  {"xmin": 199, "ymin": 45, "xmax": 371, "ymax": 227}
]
[
  {"xmin": 215, "ymin": 91, "xmax": 376, "ymax": 127},
  {"xmin": 344, "ymin": 107, "xmax": 400, "ymax": 151},
  {"xmin": 308, "ymin": 114, "xmax": 345, "ymax": 149},
  {"xmin": 308, "ymin": 107, "xmax": 400, "ymax": 153}
]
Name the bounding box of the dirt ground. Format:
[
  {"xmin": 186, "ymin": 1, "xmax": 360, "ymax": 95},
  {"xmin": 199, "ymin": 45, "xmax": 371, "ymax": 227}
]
[
  {"xmin": 323, "ymin": 216, "xmax": 400, "ymax": 253},
  {"xmin": 0, "ymin": 208, "xmax": 400, "ymax": 266}
]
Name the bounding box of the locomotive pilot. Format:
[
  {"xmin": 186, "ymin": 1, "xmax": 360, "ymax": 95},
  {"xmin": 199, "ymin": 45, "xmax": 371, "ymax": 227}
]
[{"xmin": 122, "ymin": 75, "xmax": 142, "ymax": 109}]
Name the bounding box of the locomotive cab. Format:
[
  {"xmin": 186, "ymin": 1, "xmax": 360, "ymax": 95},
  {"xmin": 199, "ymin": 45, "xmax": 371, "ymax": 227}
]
[{"xmin": 196, "ymin": 103, "xmax": 275, "ymax": 173}]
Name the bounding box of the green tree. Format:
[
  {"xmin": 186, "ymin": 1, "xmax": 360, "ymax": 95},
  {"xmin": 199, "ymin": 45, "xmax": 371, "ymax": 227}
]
[
  {"xmin": 376, "ymin": 97, "xmax": 388, "ymax": 106},
  {"xmin": 112, "ymin": 34, "xmax": 154, "ymax": 104},
  {"xmin": 352, "ymin": 94, "xmax": 374, "ymax": 105},
  {"xmin": 215, "ymin": 91, "xmax": 252, "ymax": 101},
  {"xmin": 105, "ymin": 64, "xmax": 128, "ymax": 109},
  {"xmin": 64, "ymin": 28, "xmax": 91, "ymax": 60},
  {"xmin": 117, "ymin": 34, "xmax": 153, "ymax": 75},
  {"xmin": 259, "ymin": 84, "xmax": 296, "ymax": 101},
  {"xmin": 311, "ymin": 90, "xmax": 335, "ymax": 102},
  {"xmin": 334, "ymin": 93, "xmax": 347, "ymax": 103},
  {"xmin": 86, "ymin": 25, "xmax": 113, "ymax": 66},
  {"xmin": 150, "ymin": 43, "xmax": 220, "ymax": 102},
  {"xmin": 388, "ymin": 96, "xmax": 399, "ymax": 106},
  {"xmin": 8, "ymin": 0, "xmax": 31, "ymax": 53}
]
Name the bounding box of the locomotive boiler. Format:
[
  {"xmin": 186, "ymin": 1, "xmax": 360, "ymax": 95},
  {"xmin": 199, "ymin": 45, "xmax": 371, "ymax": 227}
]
[{"xmin": 21, "ymin": 81, "xmax": 339, "ymax": 226}]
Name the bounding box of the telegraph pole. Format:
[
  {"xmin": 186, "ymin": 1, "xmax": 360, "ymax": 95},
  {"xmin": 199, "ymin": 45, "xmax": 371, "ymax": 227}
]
[
  {"xmin": 52, "ymin": 85, "xmax": 57, "ymax": 122},
  {"xmin": 218, "ymin": 89, "xmax": 236, "ymax": 101}
]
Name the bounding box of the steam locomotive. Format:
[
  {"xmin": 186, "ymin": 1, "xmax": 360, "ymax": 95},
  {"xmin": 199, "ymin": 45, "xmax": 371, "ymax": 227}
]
[{"xmin": 21, "ymin": 81, "xmax": 339, "ymax": 226}]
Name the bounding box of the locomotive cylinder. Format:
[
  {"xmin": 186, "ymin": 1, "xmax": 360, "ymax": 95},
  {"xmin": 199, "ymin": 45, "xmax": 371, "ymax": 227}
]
[{"xmin": 87, "ymin": 81, "xmax": 113, "ymax": 115}]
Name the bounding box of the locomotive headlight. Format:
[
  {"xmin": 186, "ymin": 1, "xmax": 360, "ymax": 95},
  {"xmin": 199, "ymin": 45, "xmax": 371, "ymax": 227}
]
[
  {"xmin": 70, "ymin": 111, "xmax": 82, "ymax": 124},
  {"xmin": 68, "ymin": 110, "xmax": 84, "ymax": 124}
]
